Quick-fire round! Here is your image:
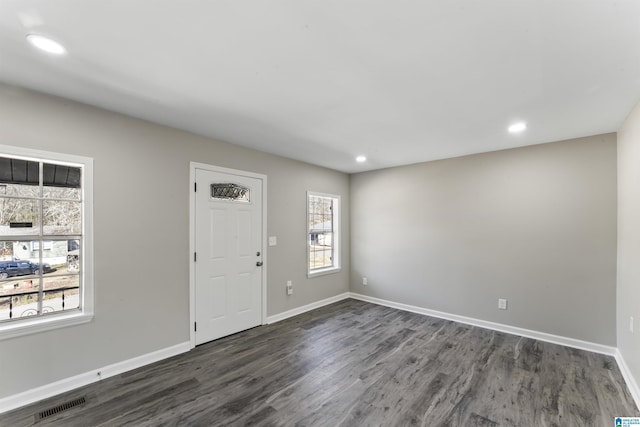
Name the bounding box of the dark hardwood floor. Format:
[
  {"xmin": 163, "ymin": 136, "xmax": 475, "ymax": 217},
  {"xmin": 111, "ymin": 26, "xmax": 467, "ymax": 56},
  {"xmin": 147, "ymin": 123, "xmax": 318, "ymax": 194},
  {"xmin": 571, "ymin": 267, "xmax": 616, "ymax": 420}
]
[{"xmin": 2, "ymin": 299, "xmax": 638, "ymax": 426}]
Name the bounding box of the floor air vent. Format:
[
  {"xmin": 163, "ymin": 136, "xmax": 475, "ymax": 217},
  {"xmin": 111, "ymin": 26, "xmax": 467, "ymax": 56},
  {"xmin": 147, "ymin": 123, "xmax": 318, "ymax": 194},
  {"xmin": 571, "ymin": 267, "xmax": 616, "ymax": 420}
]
[{"xmin": 36, "ymin": 396, "xmax": 86, "ymax": 421}]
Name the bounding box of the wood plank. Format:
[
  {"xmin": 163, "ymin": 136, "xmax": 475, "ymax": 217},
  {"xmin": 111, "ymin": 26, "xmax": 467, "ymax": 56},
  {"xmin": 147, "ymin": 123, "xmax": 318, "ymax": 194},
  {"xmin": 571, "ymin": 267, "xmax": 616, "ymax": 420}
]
[{"xmin": 1, "ymin": 299, "xmax": 637, "ymax": 426}]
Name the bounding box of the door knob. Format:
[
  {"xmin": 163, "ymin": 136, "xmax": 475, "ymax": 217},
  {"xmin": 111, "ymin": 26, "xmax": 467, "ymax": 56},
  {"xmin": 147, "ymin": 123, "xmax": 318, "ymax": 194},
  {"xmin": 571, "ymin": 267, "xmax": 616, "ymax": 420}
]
[{"xmin": 256, "ymin": 261, "xmax": 263, "ymax": 267}]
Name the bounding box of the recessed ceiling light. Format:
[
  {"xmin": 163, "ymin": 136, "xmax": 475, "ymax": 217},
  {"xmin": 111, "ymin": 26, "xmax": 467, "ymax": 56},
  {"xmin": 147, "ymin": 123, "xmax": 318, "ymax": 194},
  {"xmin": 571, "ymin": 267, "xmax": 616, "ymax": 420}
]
[
  {"xmin": 26, "ymin": 34, "xmax": 66, "ymax": 55},
  {"xmin": 508, "ymin": 122, "xmax": 527, "ymax": 133},
  {"xmin": 356, "ymin": 156, "xmax": 367, "ymax": 163}
]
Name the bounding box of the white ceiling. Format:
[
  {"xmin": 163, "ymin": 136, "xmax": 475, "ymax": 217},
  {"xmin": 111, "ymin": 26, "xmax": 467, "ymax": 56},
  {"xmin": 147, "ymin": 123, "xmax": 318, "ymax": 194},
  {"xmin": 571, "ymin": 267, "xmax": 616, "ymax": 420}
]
[{"xmin": 1, "ymin": 1, "xmax": 639, "ymax": 173}]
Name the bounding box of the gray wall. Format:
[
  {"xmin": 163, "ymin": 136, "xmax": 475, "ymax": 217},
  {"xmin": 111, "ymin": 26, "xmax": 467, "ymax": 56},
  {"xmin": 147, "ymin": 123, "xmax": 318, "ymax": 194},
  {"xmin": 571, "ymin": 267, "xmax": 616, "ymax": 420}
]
[
  {"xmin": 0, "ymin": 84, "xmax": 350, "ymax": 398},
  {"xmin": 618, "ymin": 100, "xmax": 640, "ymax": 386},
  {"xmin": 350, "ymin": 134, "xmax": 617, "ymax": 345},
  {"xmin": 0, "ymin": 81, "xmax": 629, "ymax": 402}
]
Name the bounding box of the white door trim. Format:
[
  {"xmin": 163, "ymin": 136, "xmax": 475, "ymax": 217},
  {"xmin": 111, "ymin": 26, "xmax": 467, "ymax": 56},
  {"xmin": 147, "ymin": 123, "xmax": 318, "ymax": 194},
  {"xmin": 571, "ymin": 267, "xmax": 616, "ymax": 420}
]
[{"xmin": 189, "ymin": 162, "xmax": 267, "ymax": 349}]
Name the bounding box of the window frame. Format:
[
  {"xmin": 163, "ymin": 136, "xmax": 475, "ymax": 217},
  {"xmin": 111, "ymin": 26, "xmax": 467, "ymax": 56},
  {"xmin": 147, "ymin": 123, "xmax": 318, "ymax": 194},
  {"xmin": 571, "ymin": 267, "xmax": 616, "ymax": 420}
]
[
  {"xmin": 0, "ymin": 144, "xmax": 93, "ymax": 340},
  {"xmin": 307, "ymin": 191, "xmax": 341, "ymax": 278}
]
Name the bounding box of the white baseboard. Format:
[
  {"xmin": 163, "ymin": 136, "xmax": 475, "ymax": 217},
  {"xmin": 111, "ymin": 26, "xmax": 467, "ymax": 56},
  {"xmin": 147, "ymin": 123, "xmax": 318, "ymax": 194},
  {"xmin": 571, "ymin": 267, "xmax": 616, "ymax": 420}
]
[
  {"xmin": 615, "ymin": 350, "xmax": 640, "ymax": 411},
  {"xmin": 349, "ymin": 293, "xmax": 617, "ymax": 356},
  {"xmin": 4, "ymin": 295, "xmax": 638, "ymax": 415},
  {"xmin": 0, "ymin": 341, "xmax": 191, "ymax": 414},
  {"xmin": 352, "ymin": 292, "xmax": 640, "ymax": 409},
  {"xmin": 266, "ymin": 292, "xmax": 351, "ymax": 324},
  {"xmin": 2, "ymin": 292, "xmax": 350, "ymax": 414}
]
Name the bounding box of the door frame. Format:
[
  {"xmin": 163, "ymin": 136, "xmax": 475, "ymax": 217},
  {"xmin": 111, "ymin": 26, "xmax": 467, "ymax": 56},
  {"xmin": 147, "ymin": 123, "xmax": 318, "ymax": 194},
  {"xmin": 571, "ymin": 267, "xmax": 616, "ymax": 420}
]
[{"xmin": 189, "ymin": 162, "xmax": 268, "ymax": 349}]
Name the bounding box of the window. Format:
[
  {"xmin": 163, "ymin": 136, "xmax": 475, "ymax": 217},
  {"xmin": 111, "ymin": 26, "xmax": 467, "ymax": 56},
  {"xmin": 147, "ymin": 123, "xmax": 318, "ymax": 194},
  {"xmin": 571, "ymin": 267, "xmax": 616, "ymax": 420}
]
[
  {"xmin": 307, "ymin": 192, "xmax": 340, "ymax": 277},
  {"xmin": 0, "ymin": 145, "xmax": 93, "ymax": 340},
  {"xmin": 210, "ymin": 183, "xmax": 250, "ymax": 202},
  {"xmin": 31, "ymin": 240, "xmax": 53, "ymax": 251}
]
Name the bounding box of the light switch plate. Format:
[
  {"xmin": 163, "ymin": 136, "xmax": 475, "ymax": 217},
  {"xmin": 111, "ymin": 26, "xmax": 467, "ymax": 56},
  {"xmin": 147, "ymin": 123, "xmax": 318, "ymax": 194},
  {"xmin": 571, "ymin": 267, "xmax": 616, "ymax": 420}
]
[{"xmin": 268, "ymin": 236, "xmax": 277, "ymax": 246}]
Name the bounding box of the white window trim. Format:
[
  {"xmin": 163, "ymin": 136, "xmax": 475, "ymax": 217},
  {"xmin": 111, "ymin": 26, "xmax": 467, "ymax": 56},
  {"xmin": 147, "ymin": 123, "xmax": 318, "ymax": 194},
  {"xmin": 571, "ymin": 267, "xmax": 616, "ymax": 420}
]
[
  {"xmin": 307, "ymin": 191, "xmax": 341, "ymax": 278},
  {"xmin": 0, "ymin": 144, "xmax": 94, "ymax": 341}
]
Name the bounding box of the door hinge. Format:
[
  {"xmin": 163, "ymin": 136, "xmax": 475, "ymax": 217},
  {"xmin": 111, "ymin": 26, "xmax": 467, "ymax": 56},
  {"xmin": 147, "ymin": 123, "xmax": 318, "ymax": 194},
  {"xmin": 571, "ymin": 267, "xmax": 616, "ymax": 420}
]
[
  {"xmin": 194, "ymin": 252, "xmax": 197, "ymax": 262},
  {"xmin": 194, "ymin": 182, "xmax": 197, "ymax": 192},
  {"xmin": 194, "ymin": 322, "xmax": 197, "ymax": 332}
]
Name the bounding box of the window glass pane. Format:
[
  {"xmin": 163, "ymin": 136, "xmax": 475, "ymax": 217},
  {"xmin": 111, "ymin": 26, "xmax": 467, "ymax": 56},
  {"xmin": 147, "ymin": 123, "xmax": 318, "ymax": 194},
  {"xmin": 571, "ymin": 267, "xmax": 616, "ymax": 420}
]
[
  {"xmin": 0, "ymin": 157, "xmax": 39, "ymax": 186},
  {"xmin": 43, "ymin": 186, "xmax": 81, "ymax": 200},
  {"xmin": 210, "ymin": 183, "xmax": 250, "ymax": 202},
  {"xmin": 0, "ymin": 243, "xmax": 47, "ymax": 279},
  {"xmin": 43, "ymin": 275, "xmax": 79, "ymax": 313},
  {"xmin": 9, "ymin": 241, "xmax": 40, "ymax": 267},
  {"xmin": 0, "ymin": 241, "xmax": 11, "ymax": 260},
  {"xmin": 0, "ymin": 150, "xmax": 87, "ymax": 331},
  {"xmin": 309, "ymin": 214, "xmax": 323, "ymax": 230},
  {"xmin": 309, "ymin": 245, "xmax": 332, "ymax": 269},
  {"xmin": 43, "ymin": 200, "xmax": 81, "ymax": 235},
  {"xmin": 27, "ymin": 239, "xmax": 78, "ymax": 274},
  {"xmin": 317, "ymin": 231, "xmax": 333, "ymax": 247},
  {"xmin": 0, "ymin": 183, "xmax": 40, "ymax": 198},
  {"xmin": 0, "ymin": 277, "xmax": 40, "ymax": 321},
  {"xmin": 0, "ymin": 198, "xmax": 40, "ymax": 235},
  {"xmin": 308, "ymin": 193, "xmax": 338, "ymax": 273},
  {"xmin": 41, "ymin": 163, "xmax": 81, "ymax": 199},
  {"xmin": 65, "ymin": 239, "xmax": 80, "ymax": 273},
  {"xmin": 43, "ymin": 163, "xmax": 81, "ymax": 189},
  {"xmin": 0, "ymin": 255, "xmax": 41, "ymax": 279}
]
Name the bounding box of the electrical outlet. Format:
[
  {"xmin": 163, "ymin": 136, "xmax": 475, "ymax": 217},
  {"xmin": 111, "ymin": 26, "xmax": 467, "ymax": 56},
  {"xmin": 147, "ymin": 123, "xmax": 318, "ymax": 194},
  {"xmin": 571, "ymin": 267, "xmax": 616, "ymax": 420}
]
[
  {"xmin": 631, "ymin": 316, "xmax": 634, "ymax": 333},
  {"xmin": 362, "ymin": 277, "xmax": 368, "ymax": 286},
  {"xmin": 498, "ymin": 298, "xmax": 507, "ymax": 310},
  {"xmin": 286, "ymin": 280, "xmax": 293, "ymax": 295}
]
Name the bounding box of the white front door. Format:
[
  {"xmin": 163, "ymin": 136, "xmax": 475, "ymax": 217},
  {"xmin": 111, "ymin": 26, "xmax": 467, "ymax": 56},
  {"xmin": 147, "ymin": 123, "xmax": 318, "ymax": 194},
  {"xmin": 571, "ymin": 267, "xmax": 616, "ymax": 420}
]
[{"xmin": 194, "ymin": 167, "xmax": 264, "ymax": 345}]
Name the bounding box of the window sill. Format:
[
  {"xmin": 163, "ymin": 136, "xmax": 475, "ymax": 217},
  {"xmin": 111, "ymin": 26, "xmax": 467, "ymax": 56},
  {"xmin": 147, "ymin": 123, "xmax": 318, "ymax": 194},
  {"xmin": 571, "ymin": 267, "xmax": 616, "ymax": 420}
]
[
  {"xmin": 308, "ymin": 267, "xmax": 342, "ymax": 278},
  {"xmin": 0, "ymin": 311, "xmax": 93, "ymax": 341}
]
